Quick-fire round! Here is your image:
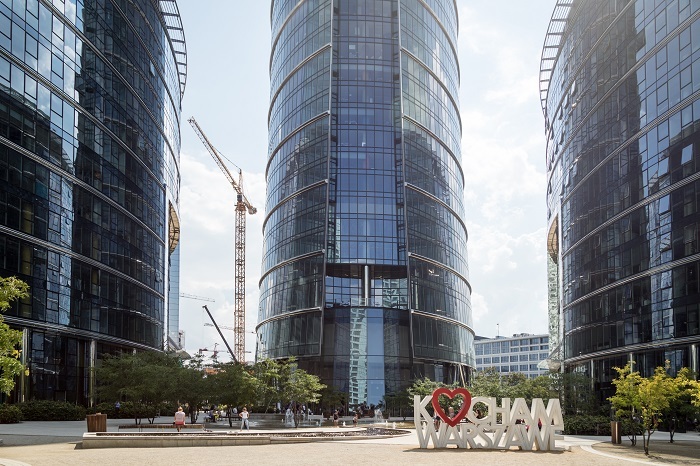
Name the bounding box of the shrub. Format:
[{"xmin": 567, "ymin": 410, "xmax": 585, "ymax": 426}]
[
  {"xmin": 18, "ymin": 400, "xmax": 86, "ymax": 421},
  {"xmin": 563, "ymin": 414, "xmax": 611, "ymax": 435},
  {"xmin": 86, "ymin": 402, "xmax": 117, "ymax": 417},
  {"xmin": 120, "ymin": 401, "xmax": 158, "ymax": 420},
  {"xmin": 620, "ymin": 417, "xmax": 643, "ymax": 436},
  {"xmin": 0, "ymin": 404, "xmax": 22, "ymax": 423}
]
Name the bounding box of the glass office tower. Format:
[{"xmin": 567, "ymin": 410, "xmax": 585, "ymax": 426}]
[
  {"xmin": 259, "ymin": 0, "xmax": 473, "ymax": 405},
  {"xmin": 0, "ymin": 0, "xmax": 186, "ymax": 403},
  {"xmin": 542, "ymin": 0, "xmax": 700, "ymax": 399}
]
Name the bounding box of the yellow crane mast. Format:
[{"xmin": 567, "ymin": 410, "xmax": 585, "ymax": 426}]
[{"xmin": 187, "ymin": 117, "xmax": 257, "ymax": 363}]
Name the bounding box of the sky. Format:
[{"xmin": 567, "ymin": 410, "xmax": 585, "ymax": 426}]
[{"xmin": 174, "ymin": 1, "xmax": 558, "ymax": 363}]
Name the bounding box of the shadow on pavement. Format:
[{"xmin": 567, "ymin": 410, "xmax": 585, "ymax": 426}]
[{"xmin": 592, "ymin": 439, "xmax": 700, "ymax": 464}]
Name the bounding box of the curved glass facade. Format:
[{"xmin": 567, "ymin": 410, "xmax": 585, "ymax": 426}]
[
  {"xmin": 543, "ymin": 0, "xmax": 700, "ymax": 398},
  {"xmin": 0, "ymin": 0, "xmax": 186, "ymax": 403},
  {"xmin": 259, "ymin": 0, "xmax": 473, "ymax": 405}
]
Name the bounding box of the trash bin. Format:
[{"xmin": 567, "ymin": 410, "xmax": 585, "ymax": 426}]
[
  {"xmin": 86, "ymin": 413, "xmax": 107, "ymax": 432},
  {"xmin": 611, "ymin": 421, "xmax": 621, "ymax": 444}
]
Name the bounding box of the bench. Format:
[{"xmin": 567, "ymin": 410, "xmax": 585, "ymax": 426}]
[{"xmin": 117, "ymin": 423, "xmax": 204, "ymax": 432}]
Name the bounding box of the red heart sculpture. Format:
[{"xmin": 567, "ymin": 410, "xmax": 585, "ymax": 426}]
[{"xmin": 431, "ymin": 387, "xmax": 472, "ymax": 427}]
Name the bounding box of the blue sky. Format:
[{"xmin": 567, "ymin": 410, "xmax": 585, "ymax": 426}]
[{"xmin": 174, "ymin": 1, "xmax": 558, "ymax": 362}]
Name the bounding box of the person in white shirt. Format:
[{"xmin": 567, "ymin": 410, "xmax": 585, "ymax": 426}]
[
  {"xmin": 174, "ymin": 406, "xmax": 186, "ymax": 432},
  {"xmin": 239, "ymin": 406, "xmax": 250, "ymax": 430}
]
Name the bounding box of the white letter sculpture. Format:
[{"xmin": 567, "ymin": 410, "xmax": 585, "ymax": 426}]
[{"xmin": 414, "ymin": 387, "xmax": 564, "ymax": 450}]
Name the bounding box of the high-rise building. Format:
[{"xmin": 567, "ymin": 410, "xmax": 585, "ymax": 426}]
[
  {"xmin": 258, "ymin": 0, "xmax": 473, "ymax": 406},
  {"xmin": 542, "ymin": 0, "xmax": 700, "ymax": 399},
  {"xmin": 0, "ymin": 0, "xmax": 186, "ymax": 403},
  {"xmin": 474, "ymin": 333, "xmax": 550, "ymax": 379}
]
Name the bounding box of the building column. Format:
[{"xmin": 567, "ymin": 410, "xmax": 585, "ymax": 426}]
[
  {"xmin": 19, "ymin": 328, "xmax": 28, "ymax": 402},
  {"xmin": 89, "ymin": 339, "xmax": 96, "ymax": 407},
  {"xmin": 363, "ymin": 265, "xmax": 370, "ymax": 305},
  {"xmin": 691, "ymin": 344, "xmax": 698, "ymax": 377}
]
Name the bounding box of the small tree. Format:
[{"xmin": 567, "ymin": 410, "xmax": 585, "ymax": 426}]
[
  {"xmin": 0, "ymin": 277, "xmax": 29, "ymax": 395},
  {"xmin": 692, "ymin": 381, "xmax": 700, "ymax": 408},
  {"xmin": 383, "ymin": 387, "xmax": 412, "ymax": 420},
  {"xmin": 636, "ymin": 366, "xmax": 676, "ymax": 454},
  {"xmin": 550, "ymin": 371, "xmax": 597, "ymax": 415},
  {"xmin": 96, "ymin": 351, "xmax": 181, "ymax": 424},
  {"xmin": 408, "ymin": 377, "xmax": 446, "ymax": 397},
  {"xmin": 275, "ymin": 359, "xmax": 324, "ymax": 427},
  {"xmin": 469, "ymin": 368, "xmax": 503, "ymax": 400},
  {"xmin": 609, "ymin": 362, "xmax": 687, "ymax": 455},
  {"xmin": 252, "ymin": 358, "xmax": 284, "ymax": 413},
  {"xmin": 175, "ymin": 355, "xmax": 209, "ymax": 424},
  {"xmin": 409, "ymin": 377, "xmax": 459, "ymax": 417},
  {"xmin": 609, "ymin": 363, "xmax": 642, "ymax": 446},
  {"xmin": 663, "ymin": 367, "xmax": 699, "ymax": 443},
  {"xmin": 319, "ymin": 384, "xmax": 346, "ymax": 417},
  {"xmin": 209, "ymin": 361, "xmax": 258, "ymax": 427}
]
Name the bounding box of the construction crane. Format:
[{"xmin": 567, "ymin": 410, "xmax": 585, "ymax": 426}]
[
  {"xmin": 204, "ymin": 322, "xmax": 234, "ymax": 331},
  {"xmin": 188, "ymin": 117, "xmax": 257, "ymax": 364},
  {"xmin": 180, "ymin": 292, "xmax": 215, "ymax": 302},
  {"xmin": 197, "ymin": 343, "xmax": 220, "ymax": 361},
  {"xmin": 202, "ymin": 305, "xmax": 237, "ymax": 363}
]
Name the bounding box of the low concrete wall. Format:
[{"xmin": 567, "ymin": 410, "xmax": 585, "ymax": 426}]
[
  {"xmin": 82, "ymin": 433, "xmax": 271, "ymax": 449},
  {"xmin": 81, "ymin": 429, "xmax": 408, "ymax": 449}
]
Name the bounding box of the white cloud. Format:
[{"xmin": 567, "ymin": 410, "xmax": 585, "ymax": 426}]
[{"xmin": 470, "ymin": 292, "xmax": 489, "ymax": 323}]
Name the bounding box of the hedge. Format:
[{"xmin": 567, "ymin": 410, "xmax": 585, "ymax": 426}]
[
  {"xmin": 562, "ymin": 414, "xmax": 611, "ymax": 435},
  {"xmin": 18, "ymin": 400, "xmax": 86, "ymax": 421},
  {"xmin": 0, "ymin": 404, "xmax": 23, "ymax": 423}
]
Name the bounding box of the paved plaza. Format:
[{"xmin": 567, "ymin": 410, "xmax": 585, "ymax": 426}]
[{"xmin": 0, "ymin": 417, "xmax": 697, "ymax": 465}]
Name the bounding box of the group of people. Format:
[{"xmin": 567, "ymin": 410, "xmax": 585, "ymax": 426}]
[{"xmin": 173, "ymin": 406, "xmax": 250, "ymax": 432}]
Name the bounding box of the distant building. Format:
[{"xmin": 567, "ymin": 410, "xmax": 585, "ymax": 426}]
[{"xmin": 474, "ymin": 334, "xmax": 550, "ymax": 379}]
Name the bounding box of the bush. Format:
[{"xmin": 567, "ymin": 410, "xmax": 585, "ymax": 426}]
[
  {"xmin": 86, "ymin": 402, "xmax": 117, "ymax": 417},
  {"xmin": 563, "ymin": 414, "xmax": 611, "ymax": 435},
  {"xmin": 120, "ymin": 401, "xmax": 158, "ymax": 420},
  {"xmin": 18, "ymin": 400, "xmax": 86, "ymax": 421},
  {"xmin": 620, "ymin": 418, "xmax": 643, "ymax": 436},
  {"xmin": 0, "ymin": 404, "xmax": 23, "ymax": 423}
]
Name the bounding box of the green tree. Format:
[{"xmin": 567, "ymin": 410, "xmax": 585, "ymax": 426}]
[
  {"xmin": 663, "ymin": 367, "xmax": 700, "ymax": 443},
  {"xmin": 174, "ymin": 354, "xmax": 209, "ymax": 424},
  {"xmin": 408, "ymin": 377, "xmax": 464, "ymax": 417},
  {"xmin": 383, "ymin": 387, "xmax": 412, "ymax": 420},
  {"xmin": 279, "ymin": 362, "xmax": 325, "ymax": 427},
  {"xmin": 469, "ymin": 368, "xmax": 504, "ymax": 400},
  {"xmin": 502, "ymin": 372, "xmax": 530, "ymax": 400},
  {"xmin": 692, "ymin": 379, "xmax": 700, "ymax": 407},
  {"xmin": 0, "ymin": 277, "xmax": 29, "ymax": 395},
  {"xmin": 525, "ymin": 374, "xmax": 557, "ymax": 403},
  {"xmin": 208, "ymin": 361, "xmax": 258, "ymax": 427},
  {"xmin": 609, "ymin": 363, "xmax": 643, "ymax": 446},
  {"xmin": 609, "ymin": 362, "xmax": 688, "ymax": 455},
  {"xmin": 636, "ymin": 366, "xmax": 676, "ymax": 454},
  {"xmin": 550, "ymin": 371, "xmax": 597, "ymax": 415},
  {"xmin": 319, "ymin": 384, "xmax": 346, "ymax": 417},
  {"xmin": 408, "ymin": 377, "xmax": 446, "ymax": 397},
  {"xmin": 252, "ymin": 358, "xmax": 285, "ymax": 413},
  {"xmin": 96, "ymin": 351, "xmax": 182, "ymax": 424}
]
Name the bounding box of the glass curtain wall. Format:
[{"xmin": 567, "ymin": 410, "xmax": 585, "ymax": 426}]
[
  {"xmin": 259, "ymin": 0, "xmax": 473, "ymax": 407},
  {"xmin": 542, "ymin": 0, "xmax": 700, "ymax": 400},
  {"xmin": 0, "ymin": 0, "xmax": 186, "ymax": 403}
]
